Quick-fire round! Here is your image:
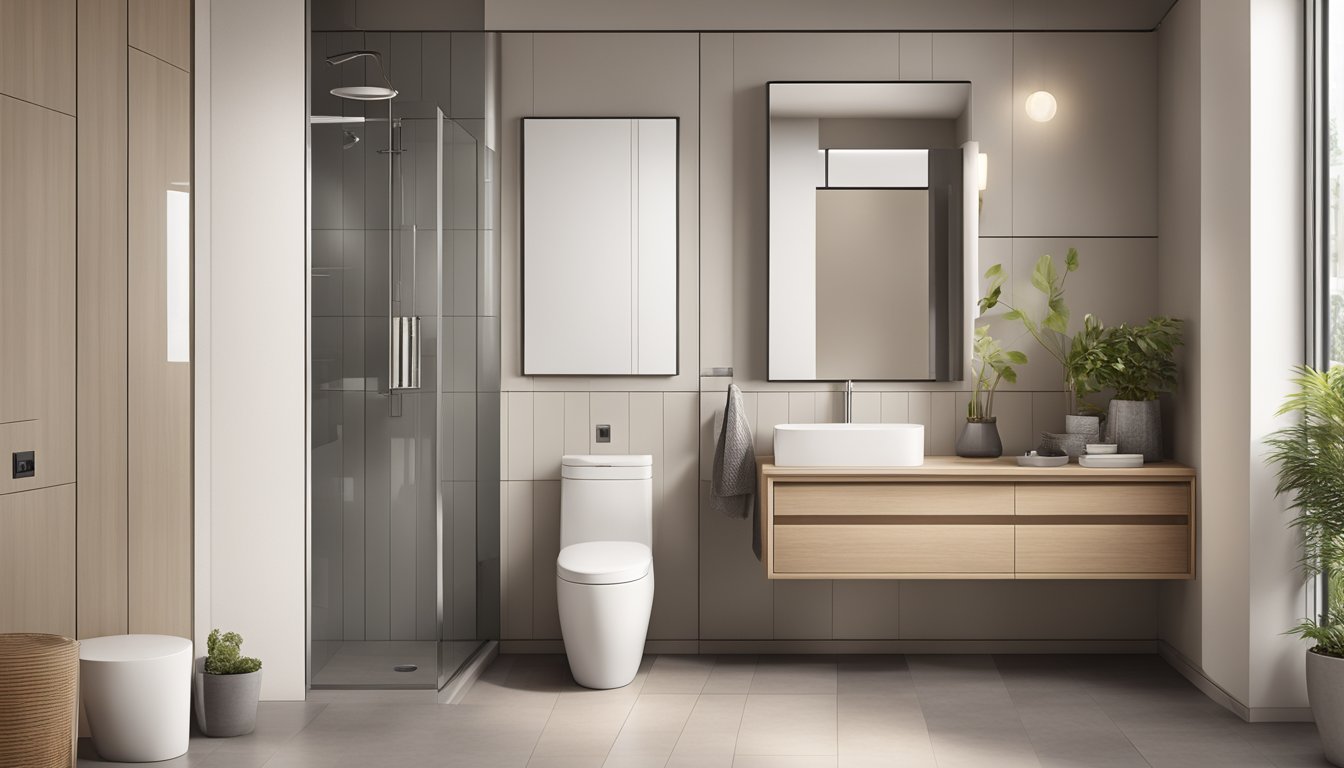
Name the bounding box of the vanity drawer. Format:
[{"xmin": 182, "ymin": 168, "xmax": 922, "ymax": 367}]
[
  {"xmin": 1015, "ymin": 483, "xmax": 1190, "ymax": 517},
  {"xmin": 773, "ymin": 523, "xmax": 1014, "ymax": 575},
  {"xmin": 1015, "ymin": 523, "xmax": 1190, "ymax": 576},
  {"xmin": 774, "ymin": 482, "xmax": 1014, "ymax": 518}
]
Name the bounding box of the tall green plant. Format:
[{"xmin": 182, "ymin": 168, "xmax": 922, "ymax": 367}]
[
  {"xmin": 1267, "ymin": 366, "xmax": 1344, "ymax": 657},
  {"xmin": 980, "ymin": 248, "xmax": 1102, "ymax": 413},
  {"xmin": 1094, "ymin": 317, "xmax": 1184, "ymax": 401},
  {"xmin": 967, "ymin": 326, "xmax": 1027, "ymax": 421}
]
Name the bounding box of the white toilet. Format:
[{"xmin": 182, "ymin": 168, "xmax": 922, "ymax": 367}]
[{"xmin": 556, "ymin": 454, "xmax": 655, "ymax": 689}]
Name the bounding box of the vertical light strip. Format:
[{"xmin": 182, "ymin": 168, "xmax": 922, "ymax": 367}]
[{"xmin": 166, "ymin": 188, "xmax": 191, "ymax": 362}]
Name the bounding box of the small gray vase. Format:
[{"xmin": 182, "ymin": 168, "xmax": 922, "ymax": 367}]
[
  {"xmin": 1107, "ymin": 399, "xmax": 1162, "ymax": 462},
  {"xmin": 195, "ymin": 669, "xmax": 262, "ymax": 737},
  {"xmin": 956, "ymin": 418, "xmax": 1002, "ymax": 458}
]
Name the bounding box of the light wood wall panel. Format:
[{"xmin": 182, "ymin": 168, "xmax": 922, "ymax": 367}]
[
  {"xmin": 127, "ymin": 49, "xmax": 192, "ymax": 639},
  {"xmin": 129, "ymin": 0, "xmax": 191, "ymax": 72},
  {"xmin": 0, "ymin": 94, "xmax": 76, "ymax": 489},
  {"xmin": 0, "ymin": 0, "xmax": 76, "ymax": 114},
  {"xmin": 76, "ymin": 0, "xmax": 130, "ymax": 640},
  {"xmin": 0, "ymin": 484, "xmax": 76, "ymax": 636}
]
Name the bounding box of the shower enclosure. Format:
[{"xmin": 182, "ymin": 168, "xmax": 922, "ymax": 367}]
[{"xmin": 308, "ymin": 31, "xmax": 500, "ymax": 689}]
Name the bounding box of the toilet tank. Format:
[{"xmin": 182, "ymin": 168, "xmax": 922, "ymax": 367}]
[{"xmin": 560, "ymin": 455, "xmax": 653, "ymax": 549}]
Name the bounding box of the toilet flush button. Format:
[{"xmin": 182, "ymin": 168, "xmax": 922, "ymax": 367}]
[{"xmin": 596, "ymin": 425, "xmax": 611, "ymax": 443}]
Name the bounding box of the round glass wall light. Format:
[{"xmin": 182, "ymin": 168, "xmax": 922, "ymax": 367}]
[{"xmin": 1024, "ymin": 90, "xmax": 1058, "ymax": 122}]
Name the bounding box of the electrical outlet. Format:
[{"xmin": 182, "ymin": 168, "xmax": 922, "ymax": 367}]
[
  {"xmin": 12, "ymin": 451, "xmax": 34, "ymax": 479},
  {"xmin": 595, "ymin": 424, "xmax": 611, "ymax": 443}
]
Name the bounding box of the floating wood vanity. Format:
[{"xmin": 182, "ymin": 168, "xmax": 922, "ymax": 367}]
[{"xmin": 758, "ymin": 457, "xmax": 1195, "ymax": 580}]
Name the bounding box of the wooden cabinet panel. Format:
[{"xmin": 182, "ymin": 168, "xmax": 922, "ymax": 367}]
[
  {"xmin": 774, "ymin": 523, "xmax": 1014, "ymax": 576},
  {"xmin": 127, "ymin": 50, "xmax": 191, "ymax": 638},
  {"xmin": 0, "ymin": 0, "xmax": 76, "ymax": 114},
  {"xmin": 0, "ymin": 485, "xmax": 75, "ymax": 636},
  {"xmin": 1016, "ymin": 482, "xmax": 1189, "ymax": 517},
  {"xmin": 0, "ymin": 94, "xmax": 76, "ymax": 487},
  {"xmin": 1016, "ymin": 523, "xmax": 1190, "ymax": 576},
  {"xmin": 775, "ymin": 482, "xmax": 1014, "ymax": 517},
  {"xmin": 129, "ymin": 0, "xmax": 191, "ymax": 72}
]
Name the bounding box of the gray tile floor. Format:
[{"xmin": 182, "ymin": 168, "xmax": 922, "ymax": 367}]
[{"xmin": 77, "ymin": 654, "xmax": 1329, "ymax": 768}]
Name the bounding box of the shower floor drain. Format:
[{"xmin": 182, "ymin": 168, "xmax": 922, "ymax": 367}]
[{"xmin": 393, "ymin": 664, "xmax": 418, "ymax": 673}]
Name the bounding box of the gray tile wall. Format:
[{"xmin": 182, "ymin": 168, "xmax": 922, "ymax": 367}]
[{"xmin": 499, "ymin": 31, "xmax": 1164, "ymax": 643}]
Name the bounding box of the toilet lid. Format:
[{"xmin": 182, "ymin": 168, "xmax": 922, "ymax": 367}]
[{"xmin": 557, "ymin": 541, "xmax": 652, "ymax": 585}]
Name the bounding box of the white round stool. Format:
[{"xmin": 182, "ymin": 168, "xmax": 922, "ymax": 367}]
[{"xmin": 80, "ymin": 634, "xmax": 192, "ymax": 762}]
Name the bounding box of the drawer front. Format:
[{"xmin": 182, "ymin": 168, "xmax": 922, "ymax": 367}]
[
  {"xmin": 774, "ymin": 482, "xmax": 1014, "ymax": 518},
  {"xmin": 773, "ymin": 523, "xmax": 1014, "ymax": 575},
  {"xmin": 1016, "ymin": 524, "xmax": 1190, "ymax": 575},
  {"xmin": 1016, "ymin": 482, "xmax": 1190, "ymax": 517}
]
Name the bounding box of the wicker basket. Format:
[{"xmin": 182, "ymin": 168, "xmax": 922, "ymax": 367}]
[{"xmin": 0, "ymin": 633, "xmax": 79, "ymax": 768}]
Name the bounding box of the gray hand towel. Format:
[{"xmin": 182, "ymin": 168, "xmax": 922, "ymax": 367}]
[
  {"xmin": 711, "ymin": 384, "xmax": 762, "ymax": 558},
  {"xmin": 711, "ymin": 384, "xmax": 756, "ymax": 519}
]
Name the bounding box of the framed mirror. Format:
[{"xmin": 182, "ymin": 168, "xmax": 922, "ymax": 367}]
[
  {"xmin": 767, "ymin": 82, "xmax": 980, "ymax": 382},
  {"xmin": 522, "ymin": 117, "xmax": 679, "ymax": 375}
]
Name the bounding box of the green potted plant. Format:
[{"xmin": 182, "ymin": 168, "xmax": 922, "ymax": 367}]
[
  {"xmin": 957, "ymin": 325, "xmax": 1027, "ymax": 458},
  {"xmin": 980, "ymin": 248, "xmax": 1106, "ymax": 442},
  {"xmin": 1267, "ymin": 366, "xmax": 1344, "ymax": 765},
  {"xmin": 194, "ymin": 629, "xmax": 262, "ymax": 738},
  {"xmin": 1093, "ymin": 316, "xmax": 1184, "ymax": 461}
]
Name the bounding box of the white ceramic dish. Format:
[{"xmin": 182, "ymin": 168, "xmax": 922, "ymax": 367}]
[
  {"xmin": 1017, "ymin": 452, "xmax": 1069, "ymax": 468},
  {"xmin": 1085, "ymin": 443, "xmax": 1118, "ymax": 455},
  {"xmin": 1079, "ymin": 453, "xmax": 1144, "ymax": 468}
]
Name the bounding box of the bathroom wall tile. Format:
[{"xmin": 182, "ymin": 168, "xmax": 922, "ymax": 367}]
[
  {"xmin": 881, "ymin": 392, "xmax": 910, "ymax": 423},
  {"xmin": 699, "ymin": 481, "xmax": 774, "ymax": 639},
  {"xmin": 312, "ymin": 132, "xmax": 343, "ymax": 232},
  {"xmin": 452, "ymin": 316, "xmax": 478, "ymax": 393},
  {"xmin": 700, "ymin": 394, "xmax": 717, "ymax": 482},
  {"xmin": 363, "ymin": 228, "xmax": 390, "ymax": 318},
  {"xmin": 755, "ymin": 392, "xmax": 789, "ymax": 458},
  {"xmin": 932, "ymin": 33, "xmax": 1013, "ymax": 237},
  {"xmin": 1013, "ymin": 33, "xmax": 1156, "ymax": 237},
  {"xmin": 852, "ymin": 392, "xmax": 881, "ymax": 424},
  {"xmin": 590, "ymin": 392, "xmax": 630, "ymax": 454},
  {"xmin": 448, "ymin": 481, "xmax": 478, "ymax": 641},
  {"xmin": 311, "ymin": 229, "xmax": 344, "ymax": 317},
  {"xmin": 449, "ymin": 229, "xmax": 479, "ymax": 317},
  {"xmin": 439, "ymin": 392, "xmax": 477, "ymax": 483},
  {"xmin": 899, "ymin": 32, "xmax": 933, "ymax": 79},
  {"xmin": 909, "ymin": 392, "xmax": 933, "ymax": 453},
  {"xmin": 533, "ymin": 392, "xmax": 565, "ymax": 481},
  {"xmin": 499, "ymin": 391, "xmax": 510, "ymax": 480},
  {"xmin": 700, "ymin": 34, "xmax": 736, "ymax": 372},
  {"xmin": 900, "ymin": 580, "xmax": 1158, "ymax": 639},
  {"xmin": 421, "ymin": 32, "xmax": 452, "ymax": 115},
  {"xmin": 994, "ymin": 391, "xmax": 1033, "ymax": 456},
  {"xmin": 563, "ymin": 392, "xmax": 590, "ymax": 457},
  {"xmin": 503, "ymin": 481, "xmax": 534, "ymax": 639},
  {"xmin": 507, "ymin": 391, "xmax": 533, "ymax": 480},
  {"xmin": 416, "ymin": 407, "xmax": 438, "ymax": 641},
  {"xmin": 532, "ymin": 480, "xmax": 562, "ymax": 640},
  {"xmin": 389, "ymin": 394, "xmax": 424, "ymax": 641},
  {"xmin": 341, "ymin": 230, "xmax": 366, "ymax": 316},
  {"xmin": 833, "ymin": 581, "xmax": 901, "ymax": 639},
  {"xmin": 363, "ymin": 393, "xmax": 392, "ymax": 640},
  {"xmin": 652, "ymin": 393, "xmax": 701, "ymax": 640},
  {"xmin": 1031, "ymin": 391, "xmax": 1067, "ymax": 443},
  {"xmin": 774, "ymin": 581, "xmax": 833, "ymax": 639},
  {"xmin": 341, "ymin": 392, "xmax": 367, "ymax": 642},
  {"xmin": 815, "ymin": 391, "xmax": 843, "ymax": 423},
  {"xmin": 630, "ymin": 392, "xmax": 665, "ymax": 486},
  {"xmin": 929, "ymin": 392, "xmax": 958, "ymax": 456},
  {"xmin": 451, "ymin": 31, "xmax": 487, "ymax": 119},
  {"xmin": 389, "ymin": 32, "xmax": 423, "ymax": 103},
  {"xmin": 788, "ymin": 393, "xmax": 816, "ymax": 425}
]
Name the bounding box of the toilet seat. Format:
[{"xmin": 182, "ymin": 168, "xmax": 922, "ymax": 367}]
[{"xmin": 557, "ymin": 541, "xmax": 652, "ymax": 585}]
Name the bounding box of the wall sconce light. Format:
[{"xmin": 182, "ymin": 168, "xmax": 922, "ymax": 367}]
[
  {"xmin": 1024, "ymin": 90, "xmax": 1058, "ymax": 122},
  {"xmin": 977, "ymin": 153, "xmax": 988, "ymax": 192}
]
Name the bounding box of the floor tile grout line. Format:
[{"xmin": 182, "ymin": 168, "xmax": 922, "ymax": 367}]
[{"xmin": 1087, "ymin": 686, "xmax": 1157, "ymax": 768}]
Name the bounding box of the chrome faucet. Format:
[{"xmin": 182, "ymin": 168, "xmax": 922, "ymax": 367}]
[{"xmin": 843, "ymin": 380, "xmax": 854, "ymax": 423}]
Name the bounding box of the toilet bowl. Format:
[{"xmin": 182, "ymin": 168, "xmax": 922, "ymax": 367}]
[{"xmin": 556, "ymin": 455, "xmax": 655, "ymax": 689}]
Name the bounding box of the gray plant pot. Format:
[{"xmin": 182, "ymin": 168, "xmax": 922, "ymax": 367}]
[
  {"xmin": 195, "ymin": 669, "xmax": 261, "ymax": 738},
  {"xmin": 1307, "ymin": 649, "xmax": 1344, "ymax": 766},
  {"xmin": 956, "ymin": 418, "xmax": 1002, "ymax": 458},
  {"xmin": 1106, "ymin": 399, "xmax": 1162, "ymax": 461},
  {"xmin": 1064, "ymin": 414, "xmax": 1101, "ymax": 443}
]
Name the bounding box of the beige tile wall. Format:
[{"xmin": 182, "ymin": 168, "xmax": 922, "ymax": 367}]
[{"xmin": 501, "ymin": 30, "xmax": 1165, "ymax": 644}]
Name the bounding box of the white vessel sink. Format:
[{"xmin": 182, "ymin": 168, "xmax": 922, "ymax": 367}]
[{"xmin": 773, "ymin": 423, "xmax": 925, "ymax": 467}]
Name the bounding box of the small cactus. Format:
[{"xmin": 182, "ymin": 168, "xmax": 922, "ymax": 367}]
[{"xmin": 205, "ymin": 628, "xmax": 262, "ymax": 675}]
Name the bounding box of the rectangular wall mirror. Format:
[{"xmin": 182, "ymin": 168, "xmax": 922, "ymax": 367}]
[
  {"xmin": 522, "ymin": 117, "xmax": 679, "ymax": 375},
  {"xmin": 767, "ymin": 82, "xmax": 979, "ymax": 382}
]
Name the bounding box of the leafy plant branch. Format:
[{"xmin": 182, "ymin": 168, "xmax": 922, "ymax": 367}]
[{"xmin": 968, "ymin": 325, "xmax": 1026, "ymax": 421}]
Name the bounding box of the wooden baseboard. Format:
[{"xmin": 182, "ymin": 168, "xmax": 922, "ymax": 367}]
[{"xmin": 1157, "ymin": 640, "xmax": 1313, "ymax": 723}]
